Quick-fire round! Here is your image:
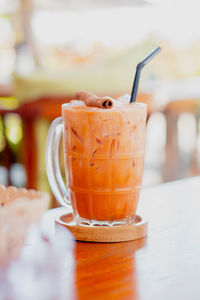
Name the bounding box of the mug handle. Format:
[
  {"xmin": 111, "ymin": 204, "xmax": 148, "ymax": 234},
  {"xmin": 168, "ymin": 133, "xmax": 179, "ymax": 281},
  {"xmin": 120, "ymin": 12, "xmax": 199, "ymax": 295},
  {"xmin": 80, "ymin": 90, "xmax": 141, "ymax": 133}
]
[{"xmin": 45, "ymin": 117, "xmax": 71, "ymax": 207}]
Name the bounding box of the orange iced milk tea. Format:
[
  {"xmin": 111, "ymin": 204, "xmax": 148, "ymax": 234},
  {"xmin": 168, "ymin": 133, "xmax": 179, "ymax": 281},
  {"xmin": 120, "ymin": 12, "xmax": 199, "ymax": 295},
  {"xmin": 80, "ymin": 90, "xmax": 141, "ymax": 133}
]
[{"xmin": 62, "ymin": 101, "xmax": 147, "ymax": 225}]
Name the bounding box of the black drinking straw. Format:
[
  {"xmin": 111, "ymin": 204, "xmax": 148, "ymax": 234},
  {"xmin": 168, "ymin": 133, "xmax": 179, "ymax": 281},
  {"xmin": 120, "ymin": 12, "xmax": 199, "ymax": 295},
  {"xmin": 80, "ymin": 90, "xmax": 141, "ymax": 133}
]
[{"xmin": 130, "ymin": 47, "xmax": 161, "ymax": 103}]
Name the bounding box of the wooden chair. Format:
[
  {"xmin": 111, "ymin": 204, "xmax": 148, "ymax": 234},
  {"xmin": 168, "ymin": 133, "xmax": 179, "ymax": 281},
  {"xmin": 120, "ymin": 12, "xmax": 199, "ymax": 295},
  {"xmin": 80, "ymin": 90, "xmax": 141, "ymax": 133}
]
[{"xmin": 163, "ymin": 99, "xmax": 199, "ymax": 181}]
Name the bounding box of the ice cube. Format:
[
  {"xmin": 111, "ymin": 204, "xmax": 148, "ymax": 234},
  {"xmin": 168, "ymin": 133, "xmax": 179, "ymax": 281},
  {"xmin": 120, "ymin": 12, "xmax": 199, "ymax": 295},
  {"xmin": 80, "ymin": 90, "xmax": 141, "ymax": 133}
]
[{"xmin": 117, "ymin": 94, "xmax": 130, "ymax": 104}]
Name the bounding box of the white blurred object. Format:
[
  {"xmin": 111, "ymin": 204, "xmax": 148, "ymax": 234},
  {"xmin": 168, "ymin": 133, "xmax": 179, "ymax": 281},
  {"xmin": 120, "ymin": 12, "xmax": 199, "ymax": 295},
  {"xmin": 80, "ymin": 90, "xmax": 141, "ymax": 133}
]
[
  {"xmin": 0, "ymin": 225, "xmax": 74, "ymax": 300},
  {"xmin": 10, "ymin": 164, "xmax": 27, "ymax": 187},
  {"xmin": 178, "ymin": 113, "xmax": 196, "ymax": 154},
  {"xmin": 166, "ymin": 77, "xmax": 200, "ymax": 101},
  {"xmin": 0, "ymin": 0, "xmax": 19, "ymax": 14},
  {"xmin": 0, "ymin": 186, "xmax": 49, "ymax": 266},
  {"xmin": 15, "ymin": 45, "xmax": 35, "ymax": 76},
  {"xmin": 0, "ymin": 167, "xmax": 8, "ymax": 186}
]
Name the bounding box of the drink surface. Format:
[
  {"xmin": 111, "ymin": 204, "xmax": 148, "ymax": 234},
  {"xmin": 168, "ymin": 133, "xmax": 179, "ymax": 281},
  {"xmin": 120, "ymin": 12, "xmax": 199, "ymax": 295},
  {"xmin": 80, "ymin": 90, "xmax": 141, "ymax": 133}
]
[{"xmin": 62, "ymin": 100, "xmax": 147, "ymax": 224}]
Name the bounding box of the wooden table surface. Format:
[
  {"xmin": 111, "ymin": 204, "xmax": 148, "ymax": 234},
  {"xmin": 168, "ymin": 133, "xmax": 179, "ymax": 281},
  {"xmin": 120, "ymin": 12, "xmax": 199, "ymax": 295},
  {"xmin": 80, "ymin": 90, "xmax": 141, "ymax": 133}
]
[{"xmin": 43, "ymin": 177, "xmax": 200, "ymax": 300}]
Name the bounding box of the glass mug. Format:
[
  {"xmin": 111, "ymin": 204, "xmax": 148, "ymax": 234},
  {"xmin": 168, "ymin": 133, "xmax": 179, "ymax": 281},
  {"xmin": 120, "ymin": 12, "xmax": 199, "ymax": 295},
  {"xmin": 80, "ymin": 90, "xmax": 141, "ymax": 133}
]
[{"xmin": 46, "ymin": 102, "xmax": 147, "ymax": 226}]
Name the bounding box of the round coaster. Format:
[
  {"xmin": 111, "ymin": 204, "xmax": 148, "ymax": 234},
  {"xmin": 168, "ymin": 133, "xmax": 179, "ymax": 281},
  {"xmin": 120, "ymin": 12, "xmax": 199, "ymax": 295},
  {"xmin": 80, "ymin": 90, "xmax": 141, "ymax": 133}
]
[{"xmin": 55, "ymin": 213, "xmax": 147, "ymax": 243}]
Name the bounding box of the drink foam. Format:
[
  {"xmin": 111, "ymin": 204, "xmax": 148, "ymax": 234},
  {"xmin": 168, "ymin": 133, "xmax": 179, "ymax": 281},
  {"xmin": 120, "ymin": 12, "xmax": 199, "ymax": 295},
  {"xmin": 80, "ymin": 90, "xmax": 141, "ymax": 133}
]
[{"xmin": 62, "ymin": 95, "xmax": 145, "ymax": 111}]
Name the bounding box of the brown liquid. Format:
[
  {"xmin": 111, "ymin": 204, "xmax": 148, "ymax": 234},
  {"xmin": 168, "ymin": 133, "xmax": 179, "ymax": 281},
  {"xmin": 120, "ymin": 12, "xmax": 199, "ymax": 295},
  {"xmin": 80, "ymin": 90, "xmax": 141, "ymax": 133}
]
[{"xmin": 62, "ymin": 102, "xmax": 147, "ymax": 224}]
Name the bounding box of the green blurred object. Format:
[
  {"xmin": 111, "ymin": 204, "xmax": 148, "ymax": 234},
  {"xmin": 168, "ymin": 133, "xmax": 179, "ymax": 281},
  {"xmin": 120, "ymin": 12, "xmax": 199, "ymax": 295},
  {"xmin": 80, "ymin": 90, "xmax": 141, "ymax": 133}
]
[
  {"xmin": 0, "ymin": 97, "xmax": 18, "ymax": 109},
  {"xmin": 0, "ymin": 117, "xmax": 6, "ymax": 152},
  {"xmin": 5, "ymin": 114, "xmax": 23, "ymax": 150}
]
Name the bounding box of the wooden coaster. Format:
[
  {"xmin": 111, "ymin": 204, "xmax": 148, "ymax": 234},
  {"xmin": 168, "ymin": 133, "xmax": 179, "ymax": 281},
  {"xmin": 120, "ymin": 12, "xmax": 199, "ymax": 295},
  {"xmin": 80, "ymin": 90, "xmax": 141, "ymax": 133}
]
[{"xmin": 55, "ymin": 213, "xmax": 147, "ymax": 243}]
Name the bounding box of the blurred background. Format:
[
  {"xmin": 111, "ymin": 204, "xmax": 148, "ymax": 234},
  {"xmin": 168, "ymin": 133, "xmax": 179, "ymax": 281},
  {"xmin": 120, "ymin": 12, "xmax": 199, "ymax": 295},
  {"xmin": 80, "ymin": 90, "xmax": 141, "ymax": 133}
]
[{"xmin": 1, "ymin": 0, "xmax": 200, "ymax": 206}]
